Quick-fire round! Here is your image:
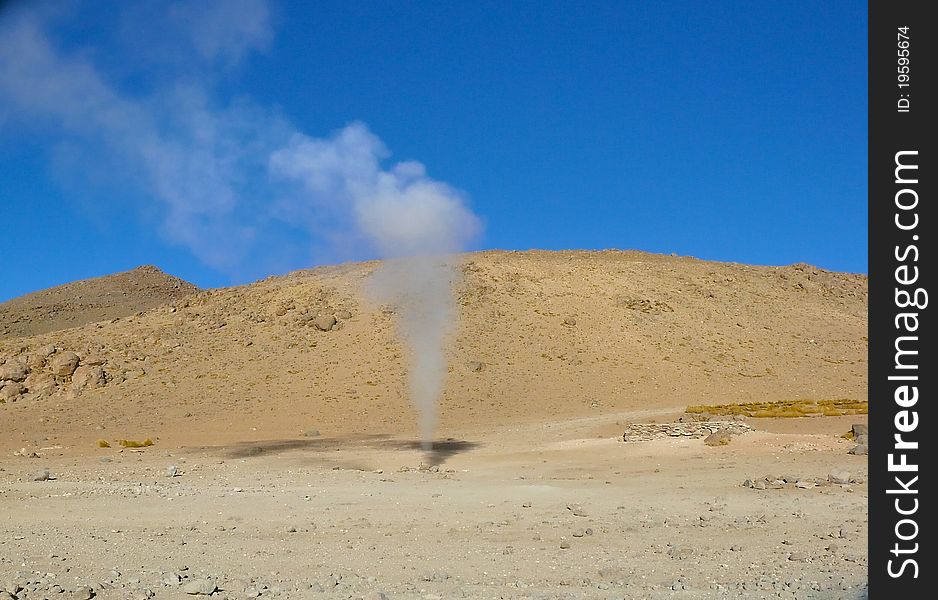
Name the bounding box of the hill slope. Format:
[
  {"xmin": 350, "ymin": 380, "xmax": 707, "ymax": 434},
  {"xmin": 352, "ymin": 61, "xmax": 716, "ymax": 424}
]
[
  {"xmin": 0, "ymin": 251, "xmax": 867, "ymax": 453},
  {"xmin": 0, "ymin": 265, "xmax": 198, "ymax": 340}
]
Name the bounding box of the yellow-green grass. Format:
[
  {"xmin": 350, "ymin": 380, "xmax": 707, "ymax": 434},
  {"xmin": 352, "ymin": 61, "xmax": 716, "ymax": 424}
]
[
  {"xmin": 686, "ymin": 399, "xmax": 868, "ymax": 418},
  {"xmin": 117, "ymin": 438, "xmax": 154, "ymax": 448}
]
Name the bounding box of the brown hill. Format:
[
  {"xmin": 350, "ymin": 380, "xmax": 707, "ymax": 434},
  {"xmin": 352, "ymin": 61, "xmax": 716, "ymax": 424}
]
[
  {"xmin": 0, "ymin": 250, "xmax": 867, "ymax": 453},
  {"xmin": 0, "ymin": 265, "xmax": 198, "ymax": 341}
]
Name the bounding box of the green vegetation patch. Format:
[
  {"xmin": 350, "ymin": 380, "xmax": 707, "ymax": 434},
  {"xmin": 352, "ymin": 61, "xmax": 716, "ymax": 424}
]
[{"xmin": 686, "ymin": 399, "xmax": 868, "ymax": 418}]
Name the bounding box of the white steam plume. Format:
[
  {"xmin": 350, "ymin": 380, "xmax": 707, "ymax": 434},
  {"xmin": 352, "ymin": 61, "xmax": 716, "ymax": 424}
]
[
  {"xmin": 270, "ymin": 125, "xmax": 481, "ymax": 446},
  {"xmin": 0, "ymin": 1, "xmax": 482, "ymax": 446}
]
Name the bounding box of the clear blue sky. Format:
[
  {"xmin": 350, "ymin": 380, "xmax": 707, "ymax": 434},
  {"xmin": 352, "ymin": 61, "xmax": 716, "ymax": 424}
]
[{"xmin": 0, "ymin": 1, "xmax": 867, "ymax": 302}]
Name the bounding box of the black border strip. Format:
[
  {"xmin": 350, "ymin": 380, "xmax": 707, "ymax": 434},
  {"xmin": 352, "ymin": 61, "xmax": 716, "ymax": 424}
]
[{"xmin": 869, "ymin": 0, "xmax": 934, "ymax": 595}]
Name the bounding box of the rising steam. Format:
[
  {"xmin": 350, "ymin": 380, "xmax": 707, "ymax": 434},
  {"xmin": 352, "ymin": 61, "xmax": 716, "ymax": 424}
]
[
  {"xmin": 0, "ymin": 1, "xmax": 481, "ymax": 447},
  {"xmin": 271, "ymin": 125, "xmax": 481, "ymax": 446}
]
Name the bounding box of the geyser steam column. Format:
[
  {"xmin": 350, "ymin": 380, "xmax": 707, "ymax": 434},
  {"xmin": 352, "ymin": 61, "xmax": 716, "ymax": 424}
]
[{"xmin": 270, "ymin": 123, "xmax": 481, "ymax": 448}]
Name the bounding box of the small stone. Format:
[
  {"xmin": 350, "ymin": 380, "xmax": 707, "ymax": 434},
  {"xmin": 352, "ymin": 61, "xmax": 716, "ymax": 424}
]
[
  {"xmin": 563, "ymin": 316, "xmax": 577, "ymax": 326},
  {"xmin": 363, "ymin": 592, "xmax": 388, "ymax": 600},
  {"xmin": 795, "ymin": 481, "xmax": 815, "ymax": 489},
  {"xmin": 788, "ymin": 551, "xmax": 809, "ymax": 562},
  {"xmin": 828, "ymin": 470, "xmax": 852, "ymax": 485},
  {"xmin": 848, "ymin": 444, "xmax": 868, "ymax": 455},
  {"xmin": 0, "ymin": 359, "xmax": 27, "ymax": 382},
  {"xmin": 33, "ymin": 468, "xmax": 51, "ymax": 481},
  {"xmin": 851, "ymin": 423, "xmax": 868, "ymax": 437},
  {"xmin": 467, "ymin": 361, "xmax": 485, "ymax": 373},
  {"xmin": 566, "ymin": 504, "xmax": 588, "ymax": 517},
  {"xmin": 51, "ymin": 351, "xmax": 81, "ymax": 377},
  {"xmin": 165, "ymin": 465, "xmax": 179, "ymax": 477},
  {"xmin": 71, "ymin": 365, "xmax": 106, "ymax": 392},
  {"xmin": 0, "ymin": 382, "xmax": 25, "ymax": 402},
  {"xmin": 182, "ymin": 579, "xmax": 216, "ymax": 595},
  {"xmin": 559, "ymin": 539, "xmax": 571, "ymax": 549},
  {"xmin": 24, "ymin": 372, "xmax": 56, "ymax": 396},
  {"xmin": 73, "ymin": 585, "xmax": 95, "ymax": 599},
  {"xmin": 286, "ymin": 525, "xmax": 297, "ymax": 533},
  {"xmin": 753, "ymin": 480, "xmax": 766, "ymax": 490},
  {"xmin": 703, "ymin": 430, "xmax": 733, "ymax": 446},
  {"xmin": 3, "ymin": 581, "xmax": 22, "ymax": 595},
  {"xmin": 313, "ymin": 314, "xmax": 337, "ymax": 331},
  {"xmin": 302, "ymin": 429, "xmax": 320, "ymax": 438}
]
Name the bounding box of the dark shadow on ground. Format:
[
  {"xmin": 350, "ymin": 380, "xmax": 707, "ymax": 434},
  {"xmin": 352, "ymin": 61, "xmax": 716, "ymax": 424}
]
[{"xmin": 205, "ymin": 434, "xmax": 478, "ymax": 465}]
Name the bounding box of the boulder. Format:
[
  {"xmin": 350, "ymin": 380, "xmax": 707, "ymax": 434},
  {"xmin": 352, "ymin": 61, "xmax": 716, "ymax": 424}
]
[
  {"xmin": 51, "ymin": 351, "xmax": 81, "ymax": 377},
  {"xmin": 182, "ymin": 579, "xmax": 216, "ymax": 595},
  {"xmin": 703, "ymin": 430, "xmax": 733, "ymax": 446},
  {"xmin": 851, "ymin": 423, "xmax": 868, "ymax": 437},
  {"xmin": 25, "ymin": 352, "xmax": 48, "ymax": 370},
  {"xmin": 24, "ymin": 372, "xmax": 56, "ymax": 396},
  {"xmin": 313, "ymin": 314, "xmax": 337, "ymax": 331},
  {"xmin": 848, "ymin": 444, "xmax": 868, "ymax": 455},
  {"xmin": 0, "ymin": 360, "xmax": 27, "ymax": 382},
  {"xmin": 0, "ymin": 382, "xmax": 26, "ymax": 402},
  {"xmin": 71, "ymin": 366, "xmax": 106, "ymax": 392}
]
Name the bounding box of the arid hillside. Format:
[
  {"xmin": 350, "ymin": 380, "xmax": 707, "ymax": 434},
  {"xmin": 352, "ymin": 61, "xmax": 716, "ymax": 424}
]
[
  {"xmin": 0, "ymin": 251, "xmax": 867, "ymax": 453},
  {"xmin": 0, "ymin": 265, "xmax": 198, "ymax": 340}
]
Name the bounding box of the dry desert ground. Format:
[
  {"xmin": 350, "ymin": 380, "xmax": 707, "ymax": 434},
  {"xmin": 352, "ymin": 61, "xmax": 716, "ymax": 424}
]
[{"xmin": 0, "ymin": 251, "xmax": 869, "ymax": 599}]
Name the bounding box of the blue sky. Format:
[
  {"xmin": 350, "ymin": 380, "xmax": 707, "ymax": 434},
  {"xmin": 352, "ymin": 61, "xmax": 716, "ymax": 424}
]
[{"xmin": 0, "ymin": 1, "xmax": 867, "ymax": 301}]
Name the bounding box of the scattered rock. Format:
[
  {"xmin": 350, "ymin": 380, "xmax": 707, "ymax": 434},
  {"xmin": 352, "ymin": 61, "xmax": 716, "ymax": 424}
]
[
  {"xmin": 165, "ymin": 465, "xmax": 180, "ymax": 477},
  {"xmin": 335, "ymin": 310, "xmax": 352, "ymax": 320},
  {"xmin": 566, "ymin": 504, "xmax": 588, "ymax": 517},
  {"xmin": 72, "ymin": 365, "xmax": 106, "ymax": 392},
  {"xmin": 1, "ymin": 382, "xmax": 25, "ymax": 402},
  {"xmin": 795, "ymin": 480, "xmax": 815, "ymax": 489},
  {"xmin": 51, "ymin": 351, "xmax": 81, "ymax": 377},
  {"xmin": 559, "ymin": 539, "xmax": 571, "ymax": 549},
  {"xmin": 26, "ymin": 352, "xmax": 48, "ymax": 370},
  {"xmin": 563, "ymin": 316, "xmax": 577, "ymax": 326},
  {"xmin": 467, "ymin": 361, "xmax": 485, "ymax": 373},
  {"xmin": 363, "ymin": 592, "xmax": 388, "ymax": 600},
  {"xmin": 623, "ymin": 420, "xmax": 751, "ymax": 442},
  {"xmin": 33, "ymin": 468, "xmax": 51, "ymax": 481},
  {"xmin": 829, "ymin": 470, "xmax": 852, "ymax": 485},
  {"xmin": 313, "ymin": 314, "xmax": 337, "ymax": 331},
  {"xmin": 24, "ymin": 372, "xmax": 56, "ymax": 395},
  {"xmin": 182, "ymin": 578, "xmax": 216, "ymax": 595},
  {"xmin": 0, "ymin": 359, "xmax": 27, "ymax": 382},
  {"xmin": 302, "ymin": 429, "xmax": 321, "ymax": 438},
  {"xmin": 848, "ymin": 444, "xmax": 868, "ymax": 456},
  {"xmin": 703, "ymin": 430, "xmax": 733, "ymax": 446},
  {"xmin": 82, "ymin": 355, "xmax": 107, "ymax": 366},
  {"xmin": 73, "ymin": 585, "xmax": 95, "ymax": 599},
  {"xmin": 851, "ymin": 423, "xmax": 868, "ymax": 437}
]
